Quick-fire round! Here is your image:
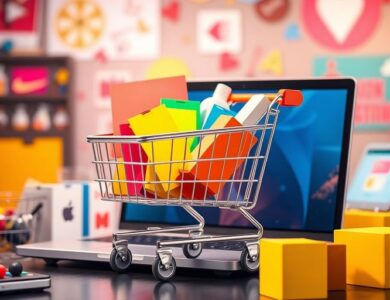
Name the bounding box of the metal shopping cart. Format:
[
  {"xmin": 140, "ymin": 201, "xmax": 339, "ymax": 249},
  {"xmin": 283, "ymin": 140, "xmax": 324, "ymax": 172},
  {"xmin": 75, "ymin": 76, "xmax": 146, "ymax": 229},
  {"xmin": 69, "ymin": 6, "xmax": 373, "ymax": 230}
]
[
  {"xmin": 87, "ymin": 89, "xmax": 303, "ymax": 281},
  {"xmin": 0, "ymin": 192, "xmax": 43, "ymax": 251}
]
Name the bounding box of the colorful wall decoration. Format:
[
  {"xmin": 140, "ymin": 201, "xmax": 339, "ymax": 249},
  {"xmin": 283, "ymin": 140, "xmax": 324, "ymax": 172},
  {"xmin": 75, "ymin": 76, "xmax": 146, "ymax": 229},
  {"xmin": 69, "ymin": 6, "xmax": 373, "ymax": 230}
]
[
  {"xmin": 47, "ymin": 0, "xmax": 161, "ymax": 60},
  {"xmin": 314, "ymin": 56, "xmax": 390, "ymax": 130},
  {"xmin": 301, "ymin": 0, "xmax": 381, "ymax": 50},
  {"xmin": 196, "ymin": 10, "xmax": 242, "ymax": 54},
  {"xmin": 47, "ymin": 0, "xmax": 390, "ymax": 173},
  {"xmin": 0, "ymin": 0, "xmax": 41, "ymax": 50}
]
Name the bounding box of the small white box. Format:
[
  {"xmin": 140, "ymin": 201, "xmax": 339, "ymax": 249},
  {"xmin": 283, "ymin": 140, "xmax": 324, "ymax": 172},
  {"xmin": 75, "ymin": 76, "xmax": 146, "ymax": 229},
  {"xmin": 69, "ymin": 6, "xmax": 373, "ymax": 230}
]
[
  {"xmin": 22, "ymin": 181, "xmax": 118, "ymax": 242},
  {"xmin": 51, "ymin": 183, "xmax": 83, "ymax": 241},
  {"xmin": 22, "ymin": 183, "xmax": 83, "ymax": 241},
  {"xmin": 84, "ymin": 181, "xmax": 117, "ymax": 238},
  {"xmin": 235, "ymin": 94, "xmax": 269, "ymax": 126}
]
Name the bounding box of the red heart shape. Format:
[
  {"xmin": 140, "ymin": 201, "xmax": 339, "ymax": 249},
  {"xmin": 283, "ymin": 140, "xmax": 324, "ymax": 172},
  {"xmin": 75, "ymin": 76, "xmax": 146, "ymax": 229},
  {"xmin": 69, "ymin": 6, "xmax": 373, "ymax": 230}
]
[
  {"xmin": 220, "ymin": 52, "xmax": 239, "ymax": 71},
  {"xmin": 162, "ymin": 1, "xmax": 180, "ymax": 22}
]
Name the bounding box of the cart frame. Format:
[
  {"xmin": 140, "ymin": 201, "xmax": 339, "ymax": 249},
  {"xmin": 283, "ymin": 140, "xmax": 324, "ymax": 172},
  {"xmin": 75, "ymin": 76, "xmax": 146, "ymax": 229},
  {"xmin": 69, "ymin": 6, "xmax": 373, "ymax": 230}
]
[{"xmin": 87, "ymin": 91, "xmax": 301, "ymax": 281}]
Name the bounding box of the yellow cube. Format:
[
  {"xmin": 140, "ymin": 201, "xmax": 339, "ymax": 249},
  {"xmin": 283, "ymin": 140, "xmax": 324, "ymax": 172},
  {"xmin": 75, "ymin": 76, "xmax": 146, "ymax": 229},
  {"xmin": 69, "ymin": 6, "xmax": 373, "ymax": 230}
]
[
  {"xmin": 344, "ymin": 209, "xmax": 390, "ymax": 228},
  {"xmin": 334, "ymin": 227, "xmax": 390, "ymax": 288},
  {"xmin": 260, "ymin": 238, "xmax": 328, "ymax": 299}
]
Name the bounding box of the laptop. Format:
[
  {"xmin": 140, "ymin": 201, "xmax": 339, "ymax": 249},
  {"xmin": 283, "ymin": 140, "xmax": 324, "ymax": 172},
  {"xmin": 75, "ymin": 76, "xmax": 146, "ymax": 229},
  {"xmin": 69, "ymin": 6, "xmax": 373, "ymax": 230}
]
[{"xmin": 17, "ymin": 78, "xmax": 356, "ymax": 272}]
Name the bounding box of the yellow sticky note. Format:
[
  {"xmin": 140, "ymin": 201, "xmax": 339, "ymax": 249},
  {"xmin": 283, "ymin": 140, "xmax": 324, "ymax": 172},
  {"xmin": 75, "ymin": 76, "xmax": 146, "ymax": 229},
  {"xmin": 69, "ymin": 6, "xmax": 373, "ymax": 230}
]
[
  {"xmin": 260, "ymin": 49, "xmax": 283, "ymax": 76},
  {"xmin": 129, "ymin": 105, "xmax": 191, "ymax": 193}
]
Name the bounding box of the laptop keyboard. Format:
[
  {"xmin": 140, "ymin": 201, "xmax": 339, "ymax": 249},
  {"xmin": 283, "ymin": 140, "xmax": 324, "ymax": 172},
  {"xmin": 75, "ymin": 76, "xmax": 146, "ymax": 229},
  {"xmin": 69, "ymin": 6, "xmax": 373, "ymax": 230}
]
[{"xmin": 91, "ymin": 235, "xmax": 245, "ymax": 251}]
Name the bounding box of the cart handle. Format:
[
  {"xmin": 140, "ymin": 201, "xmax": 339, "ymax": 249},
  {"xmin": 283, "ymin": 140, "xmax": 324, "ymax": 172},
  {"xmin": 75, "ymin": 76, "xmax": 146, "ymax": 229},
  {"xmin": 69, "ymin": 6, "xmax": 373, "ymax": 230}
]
[{"xmin": 228, "ymin": 89, "xmax": 303, "ymax": 107}]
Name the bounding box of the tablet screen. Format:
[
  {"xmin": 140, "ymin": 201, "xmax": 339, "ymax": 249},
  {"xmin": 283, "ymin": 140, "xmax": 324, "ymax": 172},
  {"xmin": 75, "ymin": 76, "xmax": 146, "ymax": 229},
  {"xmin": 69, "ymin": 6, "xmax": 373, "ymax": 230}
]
[{"xmin": 348, "ymin": 148, "xmax": 390, "ymax": 206}]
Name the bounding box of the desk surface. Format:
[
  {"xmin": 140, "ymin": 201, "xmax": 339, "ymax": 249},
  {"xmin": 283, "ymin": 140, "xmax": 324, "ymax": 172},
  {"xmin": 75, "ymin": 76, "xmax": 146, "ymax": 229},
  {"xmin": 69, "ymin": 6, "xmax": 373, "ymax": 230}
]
[{"xmin": 1, "ymin": 255, "xmax": 389, "ymax": 300}]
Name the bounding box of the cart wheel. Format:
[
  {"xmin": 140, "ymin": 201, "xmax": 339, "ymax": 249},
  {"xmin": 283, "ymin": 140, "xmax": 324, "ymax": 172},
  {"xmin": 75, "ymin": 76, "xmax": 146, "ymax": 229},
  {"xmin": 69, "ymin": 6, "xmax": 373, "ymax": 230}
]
[
  {"xmin": 240, "ymin": 247, "xmax": 259, "ymax": 273},
  {"xmin": 152, "ymin": 256, "xmax": 176, "ymax": 281},
  {"xmin": 110, "ymin": 247, "xmax": 132, "ymax": 273},
  {"xmin": 43, "ymin": 258, "xmax": 58, "ymax": 266},
  {"xmin": 182, "ymin": 242, "xmax": 202, "ymax": 259}
]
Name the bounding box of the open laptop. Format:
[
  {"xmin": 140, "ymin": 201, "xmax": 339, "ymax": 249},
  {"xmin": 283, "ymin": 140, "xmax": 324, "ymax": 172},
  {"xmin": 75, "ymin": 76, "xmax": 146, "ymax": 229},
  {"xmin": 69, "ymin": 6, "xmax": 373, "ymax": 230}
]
[{"xmin": 17, "ymin": 78, "xmax": 356, "ymax": 272}]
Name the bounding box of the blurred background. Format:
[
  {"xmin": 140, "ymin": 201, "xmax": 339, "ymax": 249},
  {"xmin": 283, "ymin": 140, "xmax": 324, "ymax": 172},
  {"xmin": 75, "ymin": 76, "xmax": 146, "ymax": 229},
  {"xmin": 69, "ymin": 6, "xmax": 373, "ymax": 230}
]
[{"xmin": 0, "ymin": 0, "xmax": 389, "ymax": 195}]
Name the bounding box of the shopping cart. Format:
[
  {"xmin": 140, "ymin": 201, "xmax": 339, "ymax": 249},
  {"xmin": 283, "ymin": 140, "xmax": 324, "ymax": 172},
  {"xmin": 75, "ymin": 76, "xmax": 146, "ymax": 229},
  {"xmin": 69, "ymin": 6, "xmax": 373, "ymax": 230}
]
[
  {"xmin": 87, "ymin": 89, "xmax": 303, "ymax": 281},
  {"xmin": 0, "ymin": 192, "xmax": 43, "ymax": 251}
]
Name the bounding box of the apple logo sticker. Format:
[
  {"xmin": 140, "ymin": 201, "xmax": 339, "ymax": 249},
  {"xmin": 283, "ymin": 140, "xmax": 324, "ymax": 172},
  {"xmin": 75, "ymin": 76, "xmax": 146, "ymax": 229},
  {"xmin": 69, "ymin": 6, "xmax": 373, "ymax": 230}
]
[{"xmin": 63, "ymin": 201, "xmax": 74, "ymax": 221}]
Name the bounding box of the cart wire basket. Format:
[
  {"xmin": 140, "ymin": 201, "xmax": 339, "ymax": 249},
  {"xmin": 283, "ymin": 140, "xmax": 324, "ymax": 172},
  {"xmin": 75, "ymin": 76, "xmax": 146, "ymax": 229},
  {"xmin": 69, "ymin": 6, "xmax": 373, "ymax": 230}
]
[
  {"xmin": 87, "ymin": 89, "xmax": 303, "ymax": 281},
  {"xmin": 0, "ymin": 191, "xmax": 43, "ymax": 251}
]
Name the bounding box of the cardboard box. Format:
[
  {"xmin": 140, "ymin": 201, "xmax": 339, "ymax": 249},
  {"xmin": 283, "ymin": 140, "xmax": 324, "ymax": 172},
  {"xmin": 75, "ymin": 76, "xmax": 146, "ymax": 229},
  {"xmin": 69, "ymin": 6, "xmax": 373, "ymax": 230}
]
[
  {"xmin": 260, "ymin": 238, "xmax": 328, "ymax": 299},
  {"xmin": 334, "ymin": 227, "xmax": 390, "ymax": 288},
  {"xmin": 22, "ymin": 182, "xmax": 117, "ymax": 241},
  {"xmin": 22, "ymin": 183, "xmax": 83, "ymax": 241},
  {"xmin": 344, "ymin": 209, "xmax": 390, "ymax": 228}
]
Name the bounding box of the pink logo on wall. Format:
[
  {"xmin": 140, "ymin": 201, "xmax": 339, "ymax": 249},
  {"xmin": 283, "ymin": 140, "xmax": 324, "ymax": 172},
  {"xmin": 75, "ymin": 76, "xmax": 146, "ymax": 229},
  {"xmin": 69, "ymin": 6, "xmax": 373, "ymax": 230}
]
[
  {"xmin": 11, "ymin": 67, "xmax": 49, "ymax": 95},
  {"xmin": 301, "ymin": 0, "xmax": 381, "ymax": 50}
]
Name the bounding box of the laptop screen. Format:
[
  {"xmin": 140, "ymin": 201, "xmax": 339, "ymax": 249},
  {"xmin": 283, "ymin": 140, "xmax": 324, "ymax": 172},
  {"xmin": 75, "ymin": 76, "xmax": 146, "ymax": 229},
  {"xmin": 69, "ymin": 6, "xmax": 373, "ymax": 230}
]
[{"xmin": 123, "ymin": 82, "xmax": 351, "ymax": 233}]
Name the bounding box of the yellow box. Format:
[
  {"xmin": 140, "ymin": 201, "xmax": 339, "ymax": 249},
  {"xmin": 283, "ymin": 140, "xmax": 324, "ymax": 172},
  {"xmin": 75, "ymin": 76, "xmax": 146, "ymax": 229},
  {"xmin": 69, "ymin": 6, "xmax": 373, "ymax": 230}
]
[
  {"xmin": 260, "ymin": 238, "xmax": 328, "ymax": 299},
  {"xmin": 129, "ymin": 105, "xmax": 192, "ymax": 194},
  {"xmin": 344, "ymin": 209, "xmax": 390, "ymax": 228},
  {"xmin": 334, "ymin": 227, "xmax": 390, "ymax": 288}
]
